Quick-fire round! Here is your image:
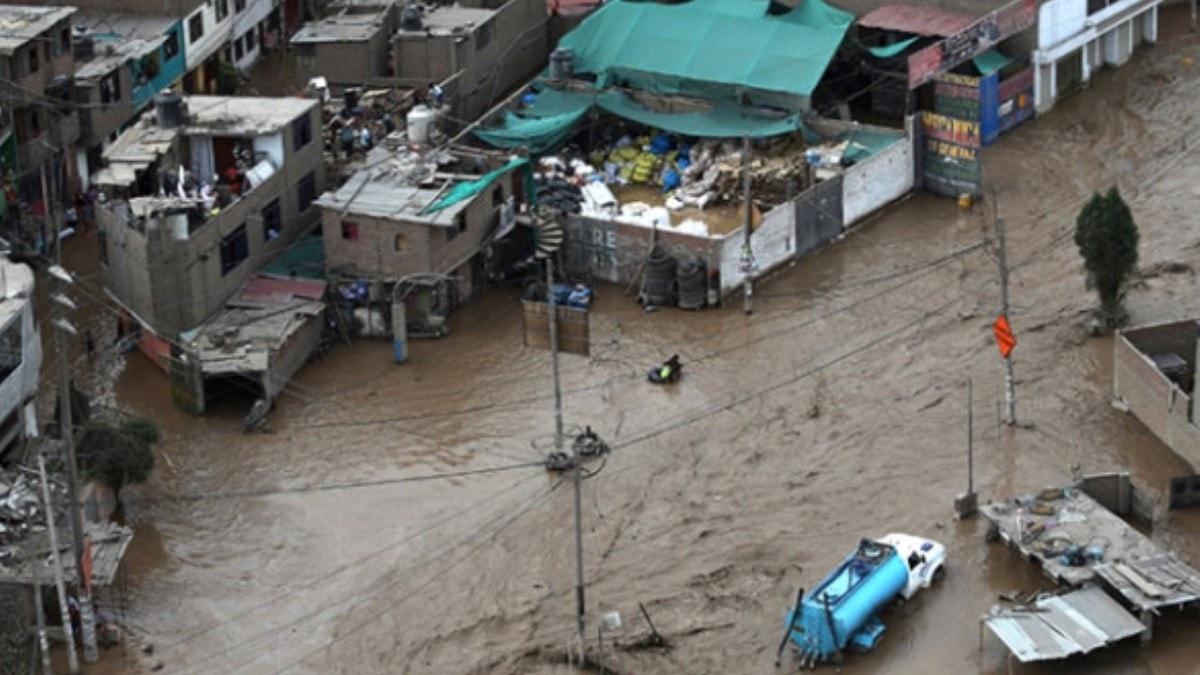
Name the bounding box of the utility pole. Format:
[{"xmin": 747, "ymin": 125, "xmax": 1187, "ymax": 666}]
[
  {"xmin": 33, "ymin": 581, "xmax": 52, "ymax": 674},
  {"xmin": 954, "ymin": 378, "xmax": 977, "ymax": 519},
  {"xmin": 546, "ymin": 255, "xmax": 585, "ymax": 662},
  {"xmin": 45, "ymin": 151, "xmax": 99, "ymax": 661},
  {"xmin": 740, "ymin": 136, "xmax": 754, "ymax": 315},
  {"xmin": 36, "ymin": 453, "xmax": 79, "ymax": 674},
  {"xmin": 994, "ymin": 212, "xmax": 1016, "ymax": 425}
]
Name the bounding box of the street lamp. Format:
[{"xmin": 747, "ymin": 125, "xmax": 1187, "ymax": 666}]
[{"xmin": 597, "ymin": 611, "xmax": 622, "ymax": 673}]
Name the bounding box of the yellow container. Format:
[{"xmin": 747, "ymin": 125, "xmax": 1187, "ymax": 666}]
[{"xmin": 957, "ymin": 193, "xmax": 973, "ymax": 210}]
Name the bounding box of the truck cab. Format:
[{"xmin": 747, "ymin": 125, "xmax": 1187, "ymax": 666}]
[{"xmin": 877, "ymin": 533, "xmax": 946, "ymax": 599}]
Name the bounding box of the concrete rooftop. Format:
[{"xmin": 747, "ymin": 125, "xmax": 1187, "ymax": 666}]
[
  {"xmin": 291, "ymin": 11, "xmax": 390, "ymax": 44},
  {"xmin": 0, "ymin": 4, "xmax": 74, "ymax": 55}
]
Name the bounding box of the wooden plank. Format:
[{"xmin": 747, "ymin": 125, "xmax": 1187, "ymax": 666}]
[{"xmin": 522, "ymin": 301, "xmax": 590, "ymax": 356}]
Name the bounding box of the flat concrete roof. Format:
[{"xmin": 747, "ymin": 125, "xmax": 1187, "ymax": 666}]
[
  {"xmin": 0, "ymin": 4, "xmax": 75, "ymax": 55},
  {"xmin": 315, "ymin": 168, "xmax": 472, "ymax": 226},
  {"xmin": 291, "ymin": 12, "xmax": 389, "ymax": 44},
  {"xmin": 75, "ymin": 36, "xmax": 167, "ymax": 81},
  {"xmin": 184, "ymin": 95, "xmax": 317, "ymax": 135},
  {"xmin": 399, "ymin": 6, "xmax": 494, "ymax": 36}
]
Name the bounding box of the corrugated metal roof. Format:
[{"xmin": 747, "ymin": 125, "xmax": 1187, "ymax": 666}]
[
  {"xmin": 240, "ymin": 275, "xmax": 326, "ymax": 303},
  {"xmin": 856, "ymin": 3, "xmax": 974, "ymax": 37},
  {"xmin": 985, "ymin": 587, "xmax": 1145, "ymax": 663}
]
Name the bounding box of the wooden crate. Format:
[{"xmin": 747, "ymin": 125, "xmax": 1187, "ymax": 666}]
[{"xmin": 523, "ymin": 300, "xmax": 590, "ymax": 356}]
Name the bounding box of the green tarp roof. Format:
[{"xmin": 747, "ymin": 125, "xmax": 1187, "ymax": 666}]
[
  {"xmin": 262, "ymin": 233, "xmax": 324, "ymax": 279},
  {"xmin": 867, "ymin": 37, "xmax": 919, "ymax": 59},
  {"xmin": 973, "ymin": 49, "xmax": 1012, "ymax": 76},
  {"xmin": 474, "ymin": 87, "xmax": 812, "ymax": 153},
  {"xmin": 558, "ymin": 0, "xmax": 853, "ymax": 101},
  {"xmin": 421, "ymin": 158, "xmax": 530, "ymax": 214}
]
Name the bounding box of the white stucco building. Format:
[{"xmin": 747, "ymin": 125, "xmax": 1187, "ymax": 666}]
[{"xmin": 1033, "ymin": 0, "xmax": 1160, "ymax": 112}]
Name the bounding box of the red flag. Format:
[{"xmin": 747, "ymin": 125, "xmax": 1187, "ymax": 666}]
[{"xmin": 993, "ymin": 314, "xmax": 1016, "ymax": 359}]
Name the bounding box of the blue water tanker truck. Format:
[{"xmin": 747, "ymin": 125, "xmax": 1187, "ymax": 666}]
[{"xmin": 774, "ymin": 533, "xmax": 945, "ymax": 668}]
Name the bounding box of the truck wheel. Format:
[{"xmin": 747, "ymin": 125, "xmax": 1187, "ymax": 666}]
[
  {"xmin": 933, "ymin": 565, "xmax": 946, "ymax": 582},
  {"xmin": 985, "ymin": 521, "xmax": 1000, "ymax": 543}
]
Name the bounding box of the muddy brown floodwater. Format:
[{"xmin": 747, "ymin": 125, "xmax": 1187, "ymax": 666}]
[{"xmin": 61, "ymin": 9, "xmax": 1200, "ymax": 674}]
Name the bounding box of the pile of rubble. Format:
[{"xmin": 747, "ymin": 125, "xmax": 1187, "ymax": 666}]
[{"xmin": 0, "ymin": 468, "xmax": 61, "ymax": 569}]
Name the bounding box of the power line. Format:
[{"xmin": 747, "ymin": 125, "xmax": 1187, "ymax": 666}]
[
  {"xmin": 152, "ymin": 471, "xmax": 545, "ymax": 659},
  {"xmin": 172, "ymin": 475, "xmax": 565, "ymax": 675},
  {"xmin": 263, "ymin": 476, "xmax": 566, "ymax": 675}
]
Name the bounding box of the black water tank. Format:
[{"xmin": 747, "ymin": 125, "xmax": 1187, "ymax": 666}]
[
  {"xmin": 73, "ymin": 35, "xmax": 94, "ymax": 61},
  {"xmin": 155, "ymin": 92, "xmax": 184, "ymax": 128},
  {"xmin": 400, "ymin": 3, "xmax": 423, "ymax": 30}
]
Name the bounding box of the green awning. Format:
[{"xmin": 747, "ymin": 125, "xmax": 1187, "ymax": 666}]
[
  {"xmin": 420, "ymin": 158, "xmax": 530, "ymax": 215},
  {"xmin": 973, "ymin": 50, "xmax": 1012, "ymax": 76},
  {"xmin": 473, "ymin": 87, "xmax": 813, "ymax": 152},
  {"xmin": 262, "ymin": 233, "xmax": 325, "ymax": 279},
  {"xmin": 557, "ymin": 0, "xmax": 853, "ymax": 102},
  {"xmin": 867, "ymin": 37, "xmax": 919, "ymax": 59}
]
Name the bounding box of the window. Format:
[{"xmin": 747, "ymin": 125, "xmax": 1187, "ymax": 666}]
[
  {"xmin": 235, "ymin": 0, "xmax": 246, "ymax": 12},
  {"xmin": 215, "ymin": 0, "xmax": 229, "ymax": 22},
  {"xmin": 492, "ymin": 185, "xmax": 503, "ymax": 207},
  {"xmin": 446, "ymin": 212, "xmax": 466, "ymax": 241},
  {"xmin": 1087, "ymin": 0, "xmax": 1108, "ymax": 13},
  {"xmin": 188, "ymin": 13, "xmax": 204, "ymax": 43},
  {"xmin": 0, "ymin": 317, "xmax": 22, "ymax": 382},
  {"xmin": 99, "ymin": 71, "xmax": 121, "ymax": 104},
  {"xmin": 297, "ymin": 171, "xmax": 316, "ymax": 213},
  {"xmin": 98, "ymin": 230, "xmax": 108, "ymax": 265},
  {"xmin": 219, "ymin": 224, "xmax": 249, "ymax": 274},
  {"xmin": 60, "ymin": 27, "xmax": 70, "ymax": 56},
  {"xmin": 394, "ymin": 233, "xmax": 408, "ymax": 252},
  {"xmin": 234, "ymin": 37, "xmax": 244, "ymax": 61},
  {"xmin": 164, "ymin": 30, "xmax": 180, "ymax": 60},
  {"xmin": 8, "ymin": 57, "xmax": 18, "ymax": 80},
  {"xmin": 29, "ymin": 109, "xmax": 40, "ymax": 136},
  {"xmin": 262, "ymin": 199, "xmax": 281, "ymax": 240},
  {"xmin": 245, "ymin": 27, "xmax": 256, "ymax": 52},
  {"xmin": 292, "ymin": 114, "xmax": 312, "ymax": 151},
  {"xmin": 341, "ymin": 221, "xmax": 359, "ymax": 240},
  {"xmin": 475, "ymin": 21, "xmax": 493, "ymax": 51},
  {"xmin": 28, "ymin": 44, "xmax": 37, "ymax": 73}
]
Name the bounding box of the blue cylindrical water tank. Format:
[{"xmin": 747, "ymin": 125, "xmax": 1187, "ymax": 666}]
[{"xmin": 790, "ymin": 541, "xmax": 908, "ymax": 659}]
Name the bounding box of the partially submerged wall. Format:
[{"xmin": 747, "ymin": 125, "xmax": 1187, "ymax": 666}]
[{"xmin": 1113, "ymin": 320, "xmax": 1200, "ymax": 469}]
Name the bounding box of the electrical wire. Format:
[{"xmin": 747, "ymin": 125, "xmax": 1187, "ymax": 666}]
[
  {"xmin": 170, "ymin": 475, "xmax": 565, "ymax": 675},
  {"xmin": 151, "ymin": 471, "xmax": 545, "ymax": 659}
]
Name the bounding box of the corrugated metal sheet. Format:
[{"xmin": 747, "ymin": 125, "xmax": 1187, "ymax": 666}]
[
  {"xmin": 857, "ymin": 3, "xmax": 974, "ymax": 37},
  {"xmin": 985, "ymin": 587, "xmax": 1145, "ymax": 663},
  {"xmin": 239, "ymin": 275, "xmax": 327, "ymax": 303}
]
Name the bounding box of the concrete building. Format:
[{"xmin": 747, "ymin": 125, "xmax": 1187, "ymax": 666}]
[
  {"xmin": 290, "ymin": 0, "xmax": 399, "ymax": 85},
  {"xmin": 1032, "ymin": 0, "xmax": 1160, "ymax": 112},
  {"xmin": 93, "ymin": 95, "xmax": 325, "ymax": 351},
  {"xmin": 72, "ymin": 12, "xmax": 188, "ymax": 187},
  {"xmin": 3, "ymin": 0, "xmax": 287, "ymax": 95},
  {"xmin": 316, "ymin": 142, "xmax": 522, "ymax": 301},
  {"xmin": 0, "ymin": 252, "xmax": 42, "ymax": 462},
  {"xmin": 0, "ymin": 5, "xmax": 80, "ymax": 199},
  {"xmin": 393, "ymin": 0, "xmax": 548, "ymax": 123},
  {"xmin": 1113, "ymin": 319, "xmax": 1200, "ymax": 470}
]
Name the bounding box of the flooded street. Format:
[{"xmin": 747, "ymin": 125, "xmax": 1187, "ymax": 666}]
[{"xmin": 69, "ymin": 9, "xmax": 1200, "ymax": 674}]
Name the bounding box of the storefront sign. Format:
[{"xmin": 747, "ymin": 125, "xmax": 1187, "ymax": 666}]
[
  {"xmin": 997, "ymin": 67, "xmax": 1035, "ymax": 135},
  {"xmin": 935, "ymin": 73, "xmax": 983, "ymax": 121},
  {"xmin": 907, "ymin": 0, "xmax": 1037, "ymax": 89},
  {"xmin": 923, "ymin": 137, "xmax": 981, "ymax": 197},
  {"xmin": 921, "ymin": 111, "xmax": 982, "ymax": 148}
]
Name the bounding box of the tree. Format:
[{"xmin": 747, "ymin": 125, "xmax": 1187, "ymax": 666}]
[
  {"xmin": 1074, "ymin": 187, "xmax": 1139, "ymax": 327},
  {"xmin": 215, "ymin": 60, "xmax": 240, "ymax": 96},
  {"xmin": 79, "ymin": 415, "xmax": 158, "ymax": 504}
]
